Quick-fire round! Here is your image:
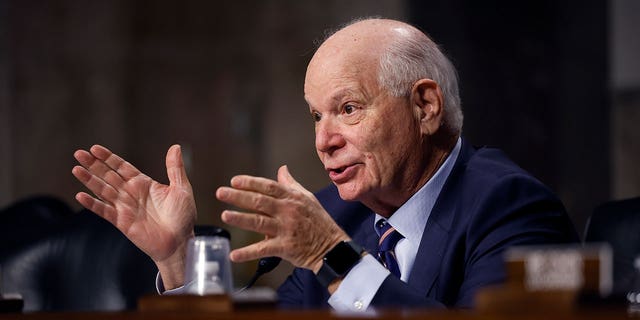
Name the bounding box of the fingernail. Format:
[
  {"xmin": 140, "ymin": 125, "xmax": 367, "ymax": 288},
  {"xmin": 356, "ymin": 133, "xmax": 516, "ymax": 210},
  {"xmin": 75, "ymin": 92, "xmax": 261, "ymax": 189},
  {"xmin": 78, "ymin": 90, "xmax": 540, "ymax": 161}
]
[
  {"xmin": 221, "ymin": 210, "xmax": 234, "ymax": 222},
  {"xmin": 229, "ymin": 250, "xmax": 239, "ymax": 262}
]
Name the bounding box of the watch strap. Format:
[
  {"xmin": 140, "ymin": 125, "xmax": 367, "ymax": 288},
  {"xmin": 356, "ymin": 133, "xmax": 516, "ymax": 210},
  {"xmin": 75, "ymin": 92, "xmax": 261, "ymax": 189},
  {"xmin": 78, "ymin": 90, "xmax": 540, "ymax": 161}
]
[{"xmin": 316, "ymin": 241, "xmax": 364, "ymax": 287}]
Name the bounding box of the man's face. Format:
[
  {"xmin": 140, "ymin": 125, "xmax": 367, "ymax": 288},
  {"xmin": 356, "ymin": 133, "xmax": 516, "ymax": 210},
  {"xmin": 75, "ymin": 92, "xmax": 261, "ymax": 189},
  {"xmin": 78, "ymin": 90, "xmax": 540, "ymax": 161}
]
[{"xmin": 304, "ymin": 45, "xmax": 424, "ymax": 208}]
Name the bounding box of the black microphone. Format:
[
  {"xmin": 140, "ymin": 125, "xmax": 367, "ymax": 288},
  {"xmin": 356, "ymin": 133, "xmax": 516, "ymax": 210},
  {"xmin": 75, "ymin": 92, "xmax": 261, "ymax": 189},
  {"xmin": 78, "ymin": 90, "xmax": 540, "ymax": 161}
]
[
  {"xmin": 238, "ymin": 256, "xmax": 282, "ymax": 292},
  {"xmin": 256, "ymin": 256, "xmax": 282, "ymax": 274}
]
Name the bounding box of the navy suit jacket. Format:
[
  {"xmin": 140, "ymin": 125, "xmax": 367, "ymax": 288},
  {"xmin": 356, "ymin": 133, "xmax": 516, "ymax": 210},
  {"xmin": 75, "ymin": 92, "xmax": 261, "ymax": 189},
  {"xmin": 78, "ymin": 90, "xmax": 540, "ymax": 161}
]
[{"xmin": 277, "ymin": 139, "xmax": 578, "ymax": 309}]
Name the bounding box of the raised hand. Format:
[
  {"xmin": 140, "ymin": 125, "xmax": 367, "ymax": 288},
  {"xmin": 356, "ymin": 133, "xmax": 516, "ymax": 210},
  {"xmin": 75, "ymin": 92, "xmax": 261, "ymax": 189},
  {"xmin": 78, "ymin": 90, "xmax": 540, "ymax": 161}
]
[
  {"xmin": 217, "ymin": 165, "xmax": 349, "ymax": 273},
  {"xmin": 72, "ymin": 144, "xmax": 196, "ymax": 289}
]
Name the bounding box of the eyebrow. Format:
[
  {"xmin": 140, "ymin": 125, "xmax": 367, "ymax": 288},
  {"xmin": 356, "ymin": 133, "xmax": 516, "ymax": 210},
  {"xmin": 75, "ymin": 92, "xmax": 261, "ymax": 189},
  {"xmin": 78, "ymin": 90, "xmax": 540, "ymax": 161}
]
[
  {"xmin": 305, "ymin": 82, "xmax": 367, "ymax": 110},
  {"xmin": 329, "ymin": 88, "xmax": 358, "ymax": 103},
  {"xmin": 312, "ymin": 88, "xmax": 361, "ymax": 107}
]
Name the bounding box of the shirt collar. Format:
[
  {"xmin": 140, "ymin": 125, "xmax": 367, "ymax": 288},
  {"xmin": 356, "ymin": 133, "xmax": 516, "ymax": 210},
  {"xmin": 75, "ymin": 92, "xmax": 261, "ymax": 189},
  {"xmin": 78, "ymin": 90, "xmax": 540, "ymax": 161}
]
[{"xmin": 375, "ymin": 137, "xmax": 462, "ymax": 244}]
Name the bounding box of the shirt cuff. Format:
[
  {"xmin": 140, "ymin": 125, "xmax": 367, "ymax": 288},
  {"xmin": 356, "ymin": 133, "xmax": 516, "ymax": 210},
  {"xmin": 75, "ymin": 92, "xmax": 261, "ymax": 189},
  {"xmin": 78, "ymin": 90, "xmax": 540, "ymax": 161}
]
[
  {"xmin": 328, "ymin": 254, "xmax": 390, "ymax": 312},
  {"xmin": 156, "ymin": 272, "xmax": 187, "ymax": 295}
]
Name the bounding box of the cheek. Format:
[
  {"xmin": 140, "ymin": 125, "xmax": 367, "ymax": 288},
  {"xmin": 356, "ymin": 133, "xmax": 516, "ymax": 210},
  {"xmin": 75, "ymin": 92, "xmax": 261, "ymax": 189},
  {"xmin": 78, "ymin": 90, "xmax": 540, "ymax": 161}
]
[
  {"xmin": 365, "ymin": 120, "xmax": 419, "ymax": 173},
  {"xmin": 358, "ymin": 131, "xmax": 393, "ymax": 178},
  {"xmin": 361, "ymin": 118, "xmax": 404, "ymax": 155}
]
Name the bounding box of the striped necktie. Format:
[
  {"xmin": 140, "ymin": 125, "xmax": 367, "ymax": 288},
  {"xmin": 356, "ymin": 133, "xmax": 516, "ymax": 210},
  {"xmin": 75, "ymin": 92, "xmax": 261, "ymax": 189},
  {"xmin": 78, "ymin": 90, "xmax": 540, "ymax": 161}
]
[{"xmin": 375, "ymin": 219, "xmax": 404, "ymax": 278}]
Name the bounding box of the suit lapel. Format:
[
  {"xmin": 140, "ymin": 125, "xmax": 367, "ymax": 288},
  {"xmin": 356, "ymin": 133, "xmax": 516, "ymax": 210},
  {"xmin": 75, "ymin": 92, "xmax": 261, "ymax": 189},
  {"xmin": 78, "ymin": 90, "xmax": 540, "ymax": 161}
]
[
  {"xmin": 407, "ymin": 214, "xmax": 449, "ymax": 296},
  {"xmin": 407, "ymin": 139, "xmax": 474, "ymax": 297}
]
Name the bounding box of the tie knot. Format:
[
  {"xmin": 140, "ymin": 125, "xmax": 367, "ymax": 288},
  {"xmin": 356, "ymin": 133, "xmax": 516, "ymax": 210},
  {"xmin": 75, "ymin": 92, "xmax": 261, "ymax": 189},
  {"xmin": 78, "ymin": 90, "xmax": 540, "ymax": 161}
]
[
  {"xmin": 375, "ymin": 219, "xmax": 391, "ymax": 234},
  {"xmin": 375, "ymin": 220, "xmax": 404, "ymax": 250}
]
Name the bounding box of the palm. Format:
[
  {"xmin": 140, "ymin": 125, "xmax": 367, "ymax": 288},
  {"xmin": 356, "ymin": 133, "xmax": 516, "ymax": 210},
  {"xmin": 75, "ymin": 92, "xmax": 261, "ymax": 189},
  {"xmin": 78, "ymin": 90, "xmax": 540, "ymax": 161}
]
[{"xmin": 72, "ymin": 145, "xmax": 196, "ymax": 263}]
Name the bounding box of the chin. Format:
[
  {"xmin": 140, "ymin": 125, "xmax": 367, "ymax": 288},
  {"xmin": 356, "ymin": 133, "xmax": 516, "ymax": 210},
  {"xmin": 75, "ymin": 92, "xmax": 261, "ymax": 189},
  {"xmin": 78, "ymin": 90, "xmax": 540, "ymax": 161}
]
[{"xmin": 335, "ymin": 183, "xmax": 364, "ymax": 202}]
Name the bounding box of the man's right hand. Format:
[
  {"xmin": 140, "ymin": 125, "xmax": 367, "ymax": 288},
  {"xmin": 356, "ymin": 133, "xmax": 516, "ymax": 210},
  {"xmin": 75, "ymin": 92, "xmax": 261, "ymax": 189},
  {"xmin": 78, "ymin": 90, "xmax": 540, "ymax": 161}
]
[{"xmin": 71, "ymin": 144, "xmax": 196, "ymax": 290}]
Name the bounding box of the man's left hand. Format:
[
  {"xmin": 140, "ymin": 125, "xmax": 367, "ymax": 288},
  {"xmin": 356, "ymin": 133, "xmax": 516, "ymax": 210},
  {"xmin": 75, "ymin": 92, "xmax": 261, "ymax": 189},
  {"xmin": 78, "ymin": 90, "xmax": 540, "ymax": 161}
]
[{"xmin": 216, "ymin": 165, "xmax": 349, "ymax": 273}]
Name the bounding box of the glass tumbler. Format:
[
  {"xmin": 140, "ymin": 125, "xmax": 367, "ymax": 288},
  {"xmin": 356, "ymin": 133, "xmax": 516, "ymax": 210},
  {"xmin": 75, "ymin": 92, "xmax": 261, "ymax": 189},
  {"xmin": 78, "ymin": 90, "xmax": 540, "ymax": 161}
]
[
  {"xmin": 628, "ymin": 256, "xmax": 640, "ymax": 315},
  {"xmin": 183, "ymin": 236, "xmax": 233, "ymax": 295}
]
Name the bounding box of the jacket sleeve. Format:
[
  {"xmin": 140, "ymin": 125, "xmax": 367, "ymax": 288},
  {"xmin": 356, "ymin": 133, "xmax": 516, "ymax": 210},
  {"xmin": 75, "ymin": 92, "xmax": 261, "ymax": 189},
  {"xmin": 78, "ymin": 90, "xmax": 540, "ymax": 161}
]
[{"xmin": 277, "ymin": 267, "xmax": 329, "ymax": 309}]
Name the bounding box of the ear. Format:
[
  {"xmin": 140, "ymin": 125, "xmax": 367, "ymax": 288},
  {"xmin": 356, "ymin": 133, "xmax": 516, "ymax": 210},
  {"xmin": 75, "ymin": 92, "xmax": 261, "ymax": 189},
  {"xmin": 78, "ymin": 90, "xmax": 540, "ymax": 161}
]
[{"xmin": 411, "ymin": 79, "xmax": 444, "ymax": 136}]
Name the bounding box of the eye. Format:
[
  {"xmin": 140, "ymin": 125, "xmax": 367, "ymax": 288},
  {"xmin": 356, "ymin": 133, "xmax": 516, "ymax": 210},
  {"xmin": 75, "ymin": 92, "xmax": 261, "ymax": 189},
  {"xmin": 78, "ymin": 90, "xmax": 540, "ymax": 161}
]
[
  {"xmin": 343, "ymin": 104, "xmax": 357, "ymax": 115},
  {"xmin": 311, "ymin": 111, "xmax": 322, "ymax": 122},
  {"xmin": 339, "ymin": 103, "xmax": 364, "ymax": 125}
]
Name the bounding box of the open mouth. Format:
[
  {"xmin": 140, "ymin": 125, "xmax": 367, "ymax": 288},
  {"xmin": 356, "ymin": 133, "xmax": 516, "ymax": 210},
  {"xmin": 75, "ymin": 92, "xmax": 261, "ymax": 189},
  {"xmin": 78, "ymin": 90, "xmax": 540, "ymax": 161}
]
[
  {"xmin": 327, "ymin": 164, "xmax": 359, "ymax": 183},
  {"xmin": 332, "ymin": 166, "xmax": 346, "ymax": 174}
]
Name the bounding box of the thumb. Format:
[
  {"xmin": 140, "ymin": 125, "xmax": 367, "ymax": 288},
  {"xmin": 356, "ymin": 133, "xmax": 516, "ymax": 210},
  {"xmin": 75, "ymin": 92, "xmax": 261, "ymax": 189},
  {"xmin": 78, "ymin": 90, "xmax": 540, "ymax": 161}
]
[
  {"xmin": 166, "ymin": 144, "xmax": 191, "ymax": 188},
  {"xmin": 277, "ymin": 165, "xmax": 305, "ymax": 192}
]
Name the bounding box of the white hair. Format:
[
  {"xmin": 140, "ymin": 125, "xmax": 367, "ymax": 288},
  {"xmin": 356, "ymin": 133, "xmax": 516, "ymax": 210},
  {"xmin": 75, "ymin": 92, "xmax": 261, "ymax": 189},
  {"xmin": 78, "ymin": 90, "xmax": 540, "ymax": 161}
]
[{"xmin": 377, "ymin": 27, "xmax": 464, "ymax": 135}]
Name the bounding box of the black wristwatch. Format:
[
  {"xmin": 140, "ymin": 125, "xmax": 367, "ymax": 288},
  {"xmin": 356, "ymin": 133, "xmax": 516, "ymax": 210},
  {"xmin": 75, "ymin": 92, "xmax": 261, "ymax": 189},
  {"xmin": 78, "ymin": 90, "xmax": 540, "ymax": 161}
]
[{"xmin": 316, "ymin": 240, "xmax": 364, "ymax": 287}]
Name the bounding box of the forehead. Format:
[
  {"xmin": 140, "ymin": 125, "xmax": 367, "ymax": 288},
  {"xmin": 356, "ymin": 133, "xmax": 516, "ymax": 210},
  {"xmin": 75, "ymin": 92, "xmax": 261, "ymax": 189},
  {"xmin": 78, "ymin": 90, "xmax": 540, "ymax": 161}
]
[
  {"xmin": 304, "ymin": 20, "xmax": 403, "ymax": 107},
  {"xmin": 304, "ymin": 65, "xmax": 378, "ymax": 111},
  {"xmin": 304, "ymin": 45, "xmax": 380, "ymax": 107}
]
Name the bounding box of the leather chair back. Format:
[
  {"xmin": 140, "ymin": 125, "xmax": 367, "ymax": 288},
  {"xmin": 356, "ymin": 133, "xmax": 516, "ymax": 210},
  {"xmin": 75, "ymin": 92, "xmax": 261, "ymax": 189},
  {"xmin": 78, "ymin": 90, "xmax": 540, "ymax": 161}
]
[
  {"xmin": 584, "ymin": 197, "xmax": 640, "ymax": 295},
  {"xmin": 1, "ymin": 196, "xmax": 157, "ymax": 311}
]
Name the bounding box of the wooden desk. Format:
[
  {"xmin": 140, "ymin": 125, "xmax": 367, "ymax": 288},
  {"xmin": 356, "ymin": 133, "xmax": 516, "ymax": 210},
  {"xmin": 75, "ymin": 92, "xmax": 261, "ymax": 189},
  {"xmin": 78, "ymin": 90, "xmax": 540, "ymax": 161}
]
[
  {"xmin": 0, "ymin": 306, "xmax": 631, "ymax": 320},
  {"xmin": 0, "ymin": 290, "xmax": 633, "ymax": 320}
]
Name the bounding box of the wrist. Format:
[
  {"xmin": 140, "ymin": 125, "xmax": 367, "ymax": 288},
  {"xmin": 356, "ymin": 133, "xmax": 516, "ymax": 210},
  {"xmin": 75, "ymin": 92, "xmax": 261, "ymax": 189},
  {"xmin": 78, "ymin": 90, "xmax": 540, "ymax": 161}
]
[
  {"xmin": 156, "ymin": 264, "xmax": 184, "ymax": 291},
  {"xmin": 315, "ymin": 240, "xmax": 364, "ymax": 288},
  {"xmin": 311, "ymin": 233, "xmax": 350, "ymax": 273},
  {"xmin": 155, "ymin": 233, "xmax": 194, "ymax": 290}
]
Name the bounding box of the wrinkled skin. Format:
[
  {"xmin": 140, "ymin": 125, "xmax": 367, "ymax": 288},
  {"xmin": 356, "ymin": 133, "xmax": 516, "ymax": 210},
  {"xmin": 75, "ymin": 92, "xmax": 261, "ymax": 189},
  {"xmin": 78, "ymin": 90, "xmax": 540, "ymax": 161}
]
[
  {"xmin": 72, "ymin": 144, "xmax": 196, "ymax": 289},
  {"xmin": 217, "ymin": 166, "xmax": 349, "ymax": 273}
]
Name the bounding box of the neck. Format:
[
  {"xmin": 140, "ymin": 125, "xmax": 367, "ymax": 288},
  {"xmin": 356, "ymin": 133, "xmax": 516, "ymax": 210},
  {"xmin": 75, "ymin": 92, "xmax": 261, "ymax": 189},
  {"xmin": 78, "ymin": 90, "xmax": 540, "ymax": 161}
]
[{"xmin": 367, "ymin": 133, "xmax": 458, "ymax": 218}]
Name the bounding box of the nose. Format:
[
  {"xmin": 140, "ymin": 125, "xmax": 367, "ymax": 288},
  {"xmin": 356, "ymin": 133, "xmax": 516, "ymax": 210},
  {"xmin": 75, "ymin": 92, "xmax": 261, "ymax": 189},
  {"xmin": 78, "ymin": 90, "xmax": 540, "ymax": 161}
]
[{"xmin": 315, "ymin": 118, "xmax": 345, "ymax": 155}]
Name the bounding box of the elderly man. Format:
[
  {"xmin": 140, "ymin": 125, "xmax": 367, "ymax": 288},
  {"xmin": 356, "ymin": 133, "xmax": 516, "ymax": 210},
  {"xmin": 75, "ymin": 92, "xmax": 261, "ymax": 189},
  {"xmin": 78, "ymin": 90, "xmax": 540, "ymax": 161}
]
[{"xmin": 72, "ymin": 18, "xmax": 578, "ymax": 311}]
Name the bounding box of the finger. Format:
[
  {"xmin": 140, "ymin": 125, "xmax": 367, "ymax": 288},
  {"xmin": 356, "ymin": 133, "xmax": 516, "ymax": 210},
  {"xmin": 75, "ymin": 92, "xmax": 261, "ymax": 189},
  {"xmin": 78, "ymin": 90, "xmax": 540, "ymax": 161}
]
[
  {"xmin": 89, "ymin": 145, "xmax": 142, "ymax": 181},
  {"xmin": 74, "ymin": 149, "xmax": 127, "ymax": 191},
  {"xmin": 72, "ymin": 165, "xmax": 121, "ymax": 205},
  {"xmin": 221, "ymin": 210, "xmax": 278, "ymax": 236},
  {"xmin": 75, "ymin": 191, "xmax": 118, "ymax": 224},
  {"xmin": 216, "ymin": 187, "xmax": 277, "ymax": 215},
  {"xmin": 228, "ymin": 239, "xmax": 279, "ymax": 263},
  {"xmin": 166, "ymin": 145, "xmax": 191, "ymax": 189},
  {"xmin": 73, "ymin": 149, "xmax": 96, "ymax": 166},
  {"xmin": 230, "ymin": 175, "xmax": 287, "ymax": 198},
  {"xmin": 277, "ymin": 165, "xmax": 307, "ymax": 193}
]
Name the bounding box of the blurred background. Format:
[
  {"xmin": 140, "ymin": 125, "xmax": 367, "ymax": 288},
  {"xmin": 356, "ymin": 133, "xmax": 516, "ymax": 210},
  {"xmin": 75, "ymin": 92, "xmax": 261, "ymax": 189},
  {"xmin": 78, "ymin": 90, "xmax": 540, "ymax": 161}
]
[{"xmin": 0, "ymin": 0, "xmax": 638, "ymax": 290}]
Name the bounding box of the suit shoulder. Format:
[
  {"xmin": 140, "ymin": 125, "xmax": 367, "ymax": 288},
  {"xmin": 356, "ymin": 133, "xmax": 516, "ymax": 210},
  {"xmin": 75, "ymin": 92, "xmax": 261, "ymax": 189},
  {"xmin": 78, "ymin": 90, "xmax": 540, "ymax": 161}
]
[
  {"xmin": 447, "ymin": 144, "xmax": 561, "ymax": 216},
  {"xmin": 468, "ymin": 146, "xmax": 528, "ymax": 176},
  {"xmin": 460, "ymin": 146, "xmax": 545, "ymax": 188}
]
